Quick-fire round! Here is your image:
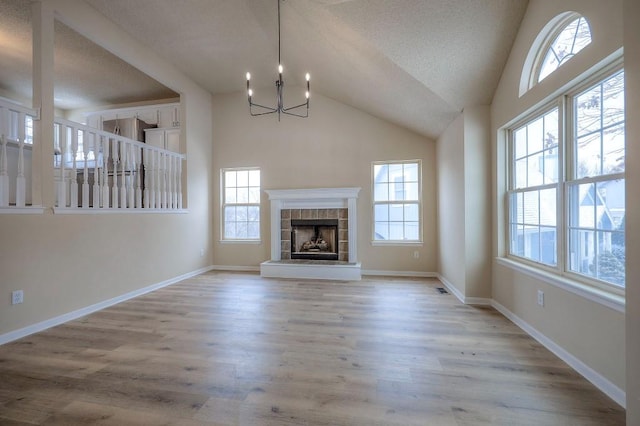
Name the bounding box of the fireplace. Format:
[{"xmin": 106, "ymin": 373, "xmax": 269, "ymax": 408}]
[
  {"xmin": 291, "ymin": 219, "xmax": 339, "ymax": 260},
  {"xmin": 261, "ymin": 187, "xmax": 361, "ymax": 281}
]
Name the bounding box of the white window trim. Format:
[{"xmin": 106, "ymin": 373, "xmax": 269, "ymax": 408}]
[
  {"xmin": 505, "ymin": 60, "xmax": 625, "ymax": 299},
  {"xmin": 520, "ymin": 11, "xmax": 590, "ymax": 96},
  {"xmin": 371, "ymin": 159, "xmax": 422, "ymax": 244},
  {"xmin": 220, "ymin": 166, "xmax": 261, "ymax": 242}
]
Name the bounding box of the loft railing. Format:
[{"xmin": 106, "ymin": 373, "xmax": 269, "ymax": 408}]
[
  {"xmin": 53, "ymin": 118, "xmax": 184, "ymax": 210},
  {"xmin": 0, "ymin": 99, "xmax": 37, "ymax": 207},
  {"xmin": 0, "ymin": 97, "xmax": 185, "ymax": 212}
]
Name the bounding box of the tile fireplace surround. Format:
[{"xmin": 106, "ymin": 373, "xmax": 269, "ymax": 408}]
[{"xmin": 260, "ymin": 187, "xmax": 362, "ymax": 280}]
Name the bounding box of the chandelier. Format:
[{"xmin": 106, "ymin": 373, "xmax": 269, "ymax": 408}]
[{"xmin": 245, "ymin": 0, "xmax": 310, "ymax": 119}]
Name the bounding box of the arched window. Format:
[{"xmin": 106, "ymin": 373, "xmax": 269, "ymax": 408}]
[
  {"xmin": 520, "ymin": 12, "xmax": 592, "ymax": 95},
  {"xmin": 537, "ymin": 15, "xmax": 591, "ymax": 82}
]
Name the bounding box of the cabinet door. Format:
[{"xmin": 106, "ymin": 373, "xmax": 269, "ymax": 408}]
[
  {"xmin": 166, "ymin": 129, "xmax": 181, "ymax": 152},
  {"xmin": 145, "ymin": 129, "xmax": 165, "ymax": 149}
]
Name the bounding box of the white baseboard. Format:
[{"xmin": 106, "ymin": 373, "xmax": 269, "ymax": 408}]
[
  {"xmin": 211, "ymin": 265, "xmax": 260, "ymax": 272},
  {"xmin": 437, "ymin": 274, "xmax": 465, "ymax": 302},
  {"xmin": 362, "ymin": 270, "xmax": 438, "ymax": 278},
  {"xmin": 491, "ymin": 300, "xmax": 626, "ymax": 408},
  {"xmin": 437, "ymin": 274, "xmax": 492, "ymax": 305},
  {"xmin": 0, "ymin": 265, "xmax": 214, "ymax": 346}
]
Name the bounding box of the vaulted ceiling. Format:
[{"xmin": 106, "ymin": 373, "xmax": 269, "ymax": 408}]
[{"xmin": 0, "ymin": 0, "xmax": 528, "ymax": 139}]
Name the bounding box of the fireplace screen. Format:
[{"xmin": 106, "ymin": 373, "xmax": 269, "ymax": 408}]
[{"xmin": 291, "ymin": 219, "xmax": 339, "ymax": 260}]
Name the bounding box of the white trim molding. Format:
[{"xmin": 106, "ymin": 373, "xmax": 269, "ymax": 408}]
[
  {"xmin": 0, "ymin": 266, "xmax": 213, "ymax": 346},
  {"xmin": 437, "ymin": 274, "xmax": 492, "ymax": 306},
  {"xmin": 492, "ymin": 300, "xmax": 626, "ymax": 408},
  {"xmin": 363, "ymin": 270, "xmax": 437, "ymax": 278},
  {"xmin": 496, "ymin": 257, "xmax": 625, "ymax": 313},
  {"xmin": 211, "ymin": 265, "xmax": 260, "ymax": 272}
]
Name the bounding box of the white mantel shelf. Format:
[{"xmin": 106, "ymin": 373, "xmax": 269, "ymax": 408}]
[{"xmin": 261, "ymin": 187, "xmax": 361, "ymax": 281}]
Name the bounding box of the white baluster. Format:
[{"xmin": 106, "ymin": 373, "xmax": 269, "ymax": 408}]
[
  {"xmin": 177, "ymin": 156, "xmax": 183, "ymax": 210},
  {"xmin": 69, "ymin": 128, "xmax": 78, "ymax": 208},
  {"xmin": 166, "ymin": 155, "xmax": 172, "ymax": 209},
  {"xmin": 127, "ymin": 143, "xmax": 135, "ymax": 208},
  {"xmin": 161, "ymin": 152, "xmax": 168, "ymax": 209},
  {"xmin": 143, "ymin": 146, "xmax": 150, "ymax": 209},
  {"xmin": 111, "ymin": 139, "xmax": 119, "ymax": 209},
  {"xmin": 120, "ymin": 141, "xmax": 127, "ymax": 208},
  {"xmin": 135, "ymin": 145, "xmax": 142, "ymax": 209},
  {"xmin": 15, "ymin": 136, "xmax": 25, "ymax": 207},
  {"xmin": 168, "ymin": 155, "xmax": 174, "ymax": 209},
  {"xmin": 172, "ymin": 156, "xmax": 178, "ymax": 209},
  {"xmin": 92, "ymin": 134, "xmax": 100, "ymax": 209},
  {"xmin": 0, "ymin": 134, "xmax": 8, "ymax": 207},
  {"xmin": 57, "ymin": 124, "xmax": 67, "ymax": 207},
  {"xmin": 82, "ymin": 130, "xmax": 89, "ymax": 208},
  {"xmin": 102, "ymin": 136, "xmax": 110, "ymax": 208},
  {"xmin": 154, "ymin": 150, "xmax": 161, "ymax": 209}
]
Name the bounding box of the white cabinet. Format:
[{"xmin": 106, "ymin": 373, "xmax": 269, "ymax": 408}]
[
  {"xmin": 145, "ymin": 127, "xmax": 180, "ymax": 152},
  {"xmin": 85, "ymin": 102, "xmax": 180, "ymax": 129}
]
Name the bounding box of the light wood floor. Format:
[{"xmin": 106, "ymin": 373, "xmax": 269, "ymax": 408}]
[{"xmin": 0, "ymin": 272, "xmax": 625, "ymax": 425}]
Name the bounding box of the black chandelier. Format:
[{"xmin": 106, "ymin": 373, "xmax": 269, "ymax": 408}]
[{"xmin": 246, "ymin": 0, "xmax": 310, "ymax": 119}]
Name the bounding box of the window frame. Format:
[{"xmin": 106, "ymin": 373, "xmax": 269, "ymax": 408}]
[
  {"xmin": 534, "ymin": 14, "xmax": 592, "ymax": 85},
  {"xmin": 371, "ymin": 159, "xmax": 423, "ymax": 245},
  {"xmin": 506, "ymin": 61, "xmax": 625, "ymax": 296},
  {"xmin": 507, "ymin": 102, "xmax": 563, "ymax": 271},
  {"xmin": 220, "ymin": 166, "xmax": 261, "ymax": 243},
  {"xmin": 520, "ymin": 12, "xmax": 593, "ymax": 96}
]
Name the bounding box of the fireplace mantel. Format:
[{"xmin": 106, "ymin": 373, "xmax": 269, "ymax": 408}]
[{"xmin": 261, "ymin": 187, "xmax": 361, "ymax": 280}]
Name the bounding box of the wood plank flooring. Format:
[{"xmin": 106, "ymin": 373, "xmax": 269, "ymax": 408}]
[{"xmin": 0, "ymin": 272, "xmax": 625, "ymax": 425}]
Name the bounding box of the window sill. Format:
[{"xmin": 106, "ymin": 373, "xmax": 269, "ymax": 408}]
[
  {"xmin": 371, "ymin": 240, "xmax": 423, "ymax": 247},
  {"xmin": 495, "ymin": 257, "xmax": 625, "ymax": 313},
  {"xmin": 219, "ymin": 239, "xmax": 262, "ymax": 245}
]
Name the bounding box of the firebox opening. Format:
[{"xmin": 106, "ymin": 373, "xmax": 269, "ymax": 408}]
[{"xmin": 291, "ymin": 219, "xmax": 339, "ymax": 261}]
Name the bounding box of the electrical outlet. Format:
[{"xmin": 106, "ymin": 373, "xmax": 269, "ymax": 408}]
[
  {"xmin": 11, "ymin": 290, "xmax": 24, "ymax": 305},
  {"xmin": 413, "ymin": 250, "xmax": 420, "ymax": 259},
  {"xmin": 537, "ymin": 290, "xmax": 544, "ymax": 307},
  {"xmin": 200, "ymin": 248, "xmax": 205, "ymax": 257}
]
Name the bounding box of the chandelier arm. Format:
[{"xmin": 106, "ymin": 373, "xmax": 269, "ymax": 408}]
[
  {"xmin": 282, "ymin": 102, "xmax": 310, "ymax": 113},
  {"xmin": 249, "ymin": 102, "xmax": 278, "ymax": 115},
  {"xmin": 281, "ymin": 109, "xmax": 309, "ymax": 118},
  {"xmin": 250, "ymin": 109, "xmax": 278, "ymax": 117}
]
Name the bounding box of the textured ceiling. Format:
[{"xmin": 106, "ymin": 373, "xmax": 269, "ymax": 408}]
[
  {"xmin": 0, "ymin": 0, "xmax": 177, "ymax": 110},
  {"xmin": 0, "ymin": 0, "xmax": 528, "ymax": 139}
]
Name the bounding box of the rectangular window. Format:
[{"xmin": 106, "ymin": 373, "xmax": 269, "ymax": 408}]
[
  {"xmin": 222, "ymin": 167, "xmax": 260, "ymax": 241},
  {"xmin": 373, "ymin": 160, "xmax": 421, "ymax": 242},
  {"xmin": 508, "ymin": 108, "xmax": 559, "ymax": 266},
  {"xmin": 567, "ymin": 70, "xmax": 625, "ymax": 286},
  {"xmin": 506, "ymin": 68, "xmax": 625, "ymax": 289}
]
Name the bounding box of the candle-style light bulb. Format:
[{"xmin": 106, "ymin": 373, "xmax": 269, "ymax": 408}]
[
  {"xmin": 278, "ymin": 64, "xmax": 283, "ymax": 74},
  {"xmin": 305, "ymin": 73, "xmax": 310, "ymax": 82},
  {"xmin": 248, "ymin": 88, "xmax": 253, "ymax": 97},
  {"xmin": 305, "ymin": 91, "xmax": 310, "ymax": 99},
  {"xmin": 246, "ymin": 72, "xmax": 251, "ymax": 81}
]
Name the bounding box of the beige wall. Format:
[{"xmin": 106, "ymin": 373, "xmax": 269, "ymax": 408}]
[
  {"xmin": 491, "ymin": 0, "xmax": 626, "ymax": 396},
  {"xmin": 624, "ymin": 0, "xmax": 640, "ymax": 420},
  {"xmin": 463, "ymin": 106, "xmax": 492, "ymax": 299},
  {"xmin": 0, "ymin": 1, "xmax": 213, "ymax": 337},
  {"xmin": 437, "ymin": 114, "xmax": 466, "ymax": 293},
  {"xmin": 211, "ymin": 91, "xmax": 437, "ymax": 273},
  {"xmin": 437, "ymin": 106, "xmax": 492, "ymax": 300}
]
